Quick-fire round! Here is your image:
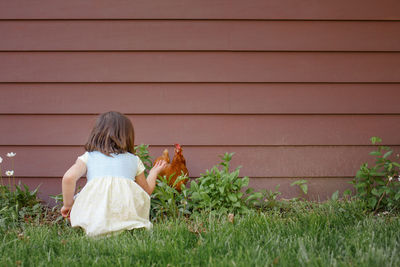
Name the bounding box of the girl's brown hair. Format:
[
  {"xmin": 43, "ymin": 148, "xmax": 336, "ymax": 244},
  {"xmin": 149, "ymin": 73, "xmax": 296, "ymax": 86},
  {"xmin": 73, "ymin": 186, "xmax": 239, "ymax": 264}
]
[{"xmin": 84, "ymin": 111, "xmax": 135, "ymax": 156}]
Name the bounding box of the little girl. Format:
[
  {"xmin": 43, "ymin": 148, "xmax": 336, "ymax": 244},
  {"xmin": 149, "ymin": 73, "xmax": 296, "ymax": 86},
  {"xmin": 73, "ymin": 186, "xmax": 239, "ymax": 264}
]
[{"xmin": 61, "ymin": 111, "xmax": 166, "ymax": 237}]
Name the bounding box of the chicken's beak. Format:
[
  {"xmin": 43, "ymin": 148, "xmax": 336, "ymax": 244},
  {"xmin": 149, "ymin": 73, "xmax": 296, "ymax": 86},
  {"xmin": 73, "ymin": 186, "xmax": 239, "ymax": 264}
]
[{"xmin": 174, "ymin": 143, "xmax": 181, "ymax": 152}]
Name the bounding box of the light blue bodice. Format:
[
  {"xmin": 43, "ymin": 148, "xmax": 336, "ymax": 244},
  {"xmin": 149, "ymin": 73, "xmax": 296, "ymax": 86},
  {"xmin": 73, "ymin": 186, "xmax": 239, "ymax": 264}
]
[{"xmin": 85, "ymin": 151, "xmax": 138, "ymax": 182}]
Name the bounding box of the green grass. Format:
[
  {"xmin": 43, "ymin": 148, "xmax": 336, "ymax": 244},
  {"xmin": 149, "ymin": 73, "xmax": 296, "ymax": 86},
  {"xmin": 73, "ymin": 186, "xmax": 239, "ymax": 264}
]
[{"xmin": 1, "ymin": 200, "xmax": 399, "ymax": 267}]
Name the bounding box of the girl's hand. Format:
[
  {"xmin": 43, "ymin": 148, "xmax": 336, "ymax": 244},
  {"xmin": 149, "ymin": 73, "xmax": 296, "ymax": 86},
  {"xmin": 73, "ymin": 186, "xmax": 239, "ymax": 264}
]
[
  {"xmin": 61, "ymin": 206, "xmax": 72, "ymax": 218},
  {"xmin": 150, "ymin": 160, "xmax": 167, "ymax": 175}
]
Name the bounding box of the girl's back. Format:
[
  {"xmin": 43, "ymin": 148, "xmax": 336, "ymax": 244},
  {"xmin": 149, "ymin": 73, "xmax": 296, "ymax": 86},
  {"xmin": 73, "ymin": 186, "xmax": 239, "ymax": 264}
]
[
  {"xmin": 71, "ymin": 150, "xmax": 151, "ymax": 237},
  {"xmin": 83, "ymin": 151, "xmax": 139, "ymax": 182}
]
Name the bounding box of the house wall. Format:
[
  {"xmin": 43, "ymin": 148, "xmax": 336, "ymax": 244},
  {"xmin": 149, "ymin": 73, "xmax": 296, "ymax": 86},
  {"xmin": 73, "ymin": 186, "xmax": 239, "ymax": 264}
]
[{"xmin": 1, "ymin": 0, "xmax": 400, "ymax": 203}]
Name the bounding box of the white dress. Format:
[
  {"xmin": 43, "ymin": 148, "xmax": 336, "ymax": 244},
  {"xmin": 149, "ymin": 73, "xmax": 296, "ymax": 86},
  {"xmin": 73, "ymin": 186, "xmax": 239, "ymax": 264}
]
[{"xmin": 70, "ymin": 151, "xmax": 152, "ymax": 237}]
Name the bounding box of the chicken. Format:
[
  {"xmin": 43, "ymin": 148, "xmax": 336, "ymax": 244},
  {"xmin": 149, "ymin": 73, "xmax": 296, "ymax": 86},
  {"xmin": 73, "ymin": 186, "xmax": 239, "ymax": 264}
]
[
  {"xmin": 153, "ymin": 144, "xmax": 189, "ymax": 191},
  {"xmin": 154, "ymin": 149, "xmax": 170, "ymax": 165}
]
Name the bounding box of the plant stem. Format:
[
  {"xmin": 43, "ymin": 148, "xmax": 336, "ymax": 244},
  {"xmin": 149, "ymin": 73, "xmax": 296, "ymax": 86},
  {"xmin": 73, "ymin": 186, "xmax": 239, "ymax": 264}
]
[
  {"xmin": 0, "ymin": 165, "xmax": 3, "ymax": 186},
  {"xmin": 374, "ymin": 179, "xmax": 392, "ymax": 213},
  {"xmin": 12, "ymin": 159, "xmax": 15, "ymax": 190}
]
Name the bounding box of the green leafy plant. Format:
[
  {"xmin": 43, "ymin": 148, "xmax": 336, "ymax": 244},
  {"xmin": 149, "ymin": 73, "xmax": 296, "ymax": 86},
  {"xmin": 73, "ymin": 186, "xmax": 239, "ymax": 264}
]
[
  {"xmin": 0, "ymin": 183, "xmax": 43, "ymax": 230},
  {"xmin": 188, "ymin": 153, "xmax": 262, "ymax": 214},
  {"xmin": 331, "ymin": 190, "xmax": 339, "ymax": 201},
  {"xmin": 0, "ymin": 152, "xmax": 44, "ymax": 230},
  {"xmin": 135, "ymin": 144, "xmax": 153, "ymax": 176},
  {"xmin": 291, "ymin": 179, "xmax": 308, "ymax": 196},
  {"xmin": 352, "ymin": 137, "xmax": 400, "ymax": 212},
  {"xmin": 250, "ymin": 185, "xmax": 283, "ymax": 211},
  {"xmin": 49, "ymin": 193, "xmax": 68, "ymax": 224},
  {"xmin": 150, "ymin": 173, "xmax": 191, "ymax": 220}
]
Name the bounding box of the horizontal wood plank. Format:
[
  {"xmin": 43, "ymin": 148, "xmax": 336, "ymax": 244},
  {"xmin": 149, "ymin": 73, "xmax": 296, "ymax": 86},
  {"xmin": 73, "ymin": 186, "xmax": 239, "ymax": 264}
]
[
  {"xmin": 0, "ymin": 52, "xmax": 399, "ymax": 82},
  {"xmin": 1, "ymin": 83, "xmax": 400, "ymax": 114},
  {"xmin": 0, "ymin": 0, "xmax": 399, "ymax": 20},
  {"xmin": 0, "ymin": 146, "xmax": 389, "ymax": 178},
  {"xmin": 1, "ymin": 21, "xmax": 399, "ymax": 51},
  {"xmin": 1, "ymin": 115, "xmax": 400, "ymax": 146}
]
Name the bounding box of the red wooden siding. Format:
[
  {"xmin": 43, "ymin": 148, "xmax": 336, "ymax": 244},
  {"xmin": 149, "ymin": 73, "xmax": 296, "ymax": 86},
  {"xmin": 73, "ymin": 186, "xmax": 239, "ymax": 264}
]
[
  {"xmin": 1, "ymin": 52, "xmax": 399, "ymax": 82},
  {"xmin": 1, "ymin": 21, "xmax": 400, "ymax": 51},
  {"xmin": 1, "ymin": 0, "xmax": 399, "ymax": 20},
  {"xmin": 1, "ymin": 1, "xmax": 400, "ymax": 203},
  {"xmin": 2, "ymin": 115, "xmax": 400, "ymax": 146},
  {"xmin": 1, "ymin": 84, "xmax": 400, "ymax": 114}
]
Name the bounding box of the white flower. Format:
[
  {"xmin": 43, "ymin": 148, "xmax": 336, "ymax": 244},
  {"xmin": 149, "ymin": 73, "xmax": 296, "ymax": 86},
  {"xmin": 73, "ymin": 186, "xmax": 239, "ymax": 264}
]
[
  {"xmin": 389, "ymin": 176, "xmax": 393, "ymax": 181},
  {"xmin": 0, "ymin": 156, "xmax": 2, "ymax": 163},
  {"xmin": 398, "ymin": 176, "xmax": 400, "ymax": 182},
  {"xmin": 6, "ymin": 152, "xmax": 16, "ymax": 158},
  {"xmin": 5, "ymin": 170, "xmax": 14, "ymax": 176}
]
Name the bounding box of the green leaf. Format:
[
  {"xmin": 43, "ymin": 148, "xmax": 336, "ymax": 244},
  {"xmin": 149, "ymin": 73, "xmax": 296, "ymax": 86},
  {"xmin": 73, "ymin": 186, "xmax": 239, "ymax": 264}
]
[
  {"xmin": 370, "ymin": 136, "xmax": 382, "ymax": 145},
  {"xmin": 300, "ymin": 184, "xmax": 308, "ymax": 195},
  {"xmin": 392, "ymin": 162, "xmax": 400, "ymax": 168},
  {"xmin": 388, "ymin": 163, "xmax": 393, "ymax": 172},
  {"xmin": 245, "ymin": 188, "xmax": 254, "ymax": 194},
  {"xmin": 370, "ymin": 172, "xmax": 385, "ymax": 177},
  {"xmin": 376, "ymin": 179, "xmax": 386, "ymax": 185},
  {"xmin": 241, "ymin": 177, "xmax": 249, "ymax": 187},
  {"xmin": 369, "ymin": 151, "xmax": 382, "ymax": 156},
  {"xmin": 343, "ymin": 189, "xmax": 352, "ymax": 197},
  {"xmin": 253, "ymin": 192, "xmax": 263, "ymax": 199},
  {"xmin": 371, "ymin": 188, "xmax": 380, "ymax": 196},
  {"xmin": 228, "ymin": 194, "xmax": 238, "ymax": 202},
  {"xmin": 290, "ymin": 179, "xmax": 308, "ymax": 187},
  {"xmin": 368, "ymin": 197, "xmax": 377, "ymax": 209},
  {"xmin": 383, "ymin": 150, "xmax": 393, "ymax": 159},
  {"xmin": 331, "ymin": 190, "xmax": 339, "ymax": 201},
  {"xmin": 218, "ymin": 186, "xmax": 224, "ymax": 194}
]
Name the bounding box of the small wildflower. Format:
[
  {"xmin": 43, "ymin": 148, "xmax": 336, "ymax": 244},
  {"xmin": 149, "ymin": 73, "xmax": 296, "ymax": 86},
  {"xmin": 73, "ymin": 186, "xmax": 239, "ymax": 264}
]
[
  {"xmin": 0, "ymin": 156, "xmax": 2, "ymax": 163},
  {"xmin": 398, "ymin": 176, "xmax": 400, "ymax": 182},
  {"xmin": 6, "ymin": 152, "xmax": 16, "ymax": 158},
  {"xmin": 5, "ymin": 170, "xmax": 14, "ymax": 176},
  {"xmin": 389, "ymin": 176, "xmax": 393, "ymax": 181}
]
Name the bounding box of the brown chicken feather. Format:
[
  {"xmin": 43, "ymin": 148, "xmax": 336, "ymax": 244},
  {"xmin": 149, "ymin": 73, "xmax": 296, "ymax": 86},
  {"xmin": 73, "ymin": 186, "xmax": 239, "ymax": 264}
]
[
  {"xmin": 153, "ymin": 144, "xmax": 189, "ymax": 191},
  {"xmin": 154, "ymin": 149, "xmax": 170, "ymax": 164}
]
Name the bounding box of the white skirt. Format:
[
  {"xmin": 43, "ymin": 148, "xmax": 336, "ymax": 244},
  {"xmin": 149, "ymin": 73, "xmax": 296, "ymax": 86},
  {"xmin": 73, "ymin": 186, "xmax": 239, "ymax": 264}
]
[{"xmin": 70, "ymin": 176, "xmax": 152, "ymax": 237}]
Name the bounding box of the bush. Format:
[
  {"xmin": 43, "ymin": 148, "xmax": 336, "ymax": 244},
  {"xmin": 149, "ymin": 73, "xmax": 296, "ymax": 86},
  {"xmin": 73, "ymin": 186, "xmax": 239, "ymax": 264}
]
[
  {"xmin": 189, "ymin": 153, "xmax": 262, "ymax": 214},
  {"xmin": 0, "ymin": 183, "xmax": 43, "ymax": 230},
  {"xmin": 353, "ymin": 137, "xmax": 400, "ymax": 212},
  {"xmin": 150, "ymin": 174, "xmax": 191, "ymax": 220},
  {"xmin": 149, "ymin": 150, "xmax": 266, "ymax": 217},
  {"xmin": 250, "ymin": 185, "xmax": 283, "ymax": 211},
  {"xmin": 135, "ymin": 144, "xmax": 153, "ymax": 177}
]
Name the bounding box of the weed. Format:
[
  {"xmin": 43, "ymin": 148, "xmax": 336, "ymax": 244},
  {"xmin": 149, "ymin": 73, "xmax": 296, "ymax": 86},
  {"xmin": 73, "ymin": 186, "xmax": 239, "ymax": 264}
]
[{"xmin": 352, "ymin": 137, "xmax": 400, "ymax": 212}]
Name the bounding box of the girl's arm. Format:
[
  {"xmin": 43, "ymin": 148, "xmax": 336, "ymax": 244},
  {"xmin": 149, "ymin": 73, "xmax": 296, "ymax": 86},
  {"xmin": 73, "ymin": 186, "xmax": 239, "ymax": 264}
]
[
  {"xmin": 135, "ymin": 160, "xmax": 167, "ymax": 195},
  {"xmin": 61, "ymin": 159, "xmax": 87, "ymax": 217}
]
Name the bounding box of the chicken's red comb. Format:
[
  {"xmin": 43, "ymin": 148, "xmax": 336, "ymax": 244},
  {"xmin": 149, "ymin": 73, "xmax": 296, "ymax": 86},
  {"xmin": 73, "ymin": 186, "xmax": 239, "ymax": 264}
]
[{"xmin": 174, "ymin": 144, "xmax": 181, "ymax": 150}]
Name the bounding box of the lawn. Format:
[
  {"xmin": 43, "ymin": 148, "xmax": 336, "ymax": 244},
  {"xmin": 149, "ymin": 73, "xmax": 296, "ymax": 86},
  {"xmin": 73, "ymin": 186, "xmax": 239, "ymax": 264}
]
[{"xmin": 1, "ymin": 200, "xmax": 399, "ymax": 267}]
